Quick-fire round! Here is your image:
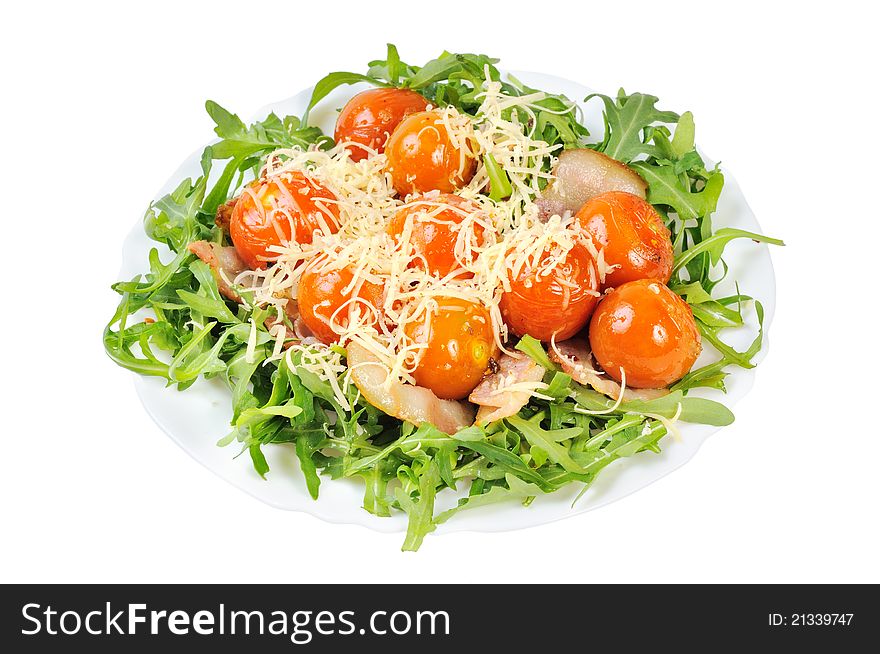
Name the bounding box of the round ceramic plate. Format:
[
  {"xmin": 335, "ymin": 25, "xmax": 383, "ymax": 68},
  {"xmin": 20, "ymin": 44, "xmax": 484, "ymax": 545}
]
[{"xmin": 119, "ymin": 71, "xmax": 776, "ymax": 534}]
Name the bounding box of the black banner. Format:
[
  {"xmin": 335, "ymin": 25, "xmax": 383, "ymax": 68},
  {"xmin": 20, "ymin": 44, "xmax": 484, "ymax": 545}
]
[{"xmin": 1, "ymin": 584, "xmax": 875, "ymax": 651}]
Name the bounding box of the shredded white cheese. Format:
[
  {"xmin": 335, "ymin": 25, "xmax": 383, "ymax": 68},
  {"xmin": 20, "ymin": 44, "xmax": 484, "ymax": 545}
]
[{"xmin": 233, "ymin": 78, "xmax": 589, "ymax": 407}]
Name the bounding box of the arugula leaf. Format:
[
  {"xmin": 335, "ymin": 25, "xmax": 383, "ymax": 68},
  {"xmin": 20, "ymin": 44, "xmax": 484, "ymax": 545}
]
[
  {"xmin": 249, "ymin": 444, "xmax": 270, "ymax": 479},
  {"xmin": 588, "ymin": 90, "xmax": 679, "ymax": 162},
  {"xmin": 368, "ymin": 44, "xmax": 418, "ymax": 84},
  {"xmin": 166, "ymin": 321, "xmax": 227, "ymax": 383},
  {"xmin": 202, "ymin": 155, "xmax": 245, "ymax": 216},
  {"xmin": 206, "ymin": 100, "xmax": 330, "ymax": 159},
  {"xmin": 205, "ymin": 101, "xmax": 277, "ymax": 159},
  {"xmin": 454, "ymin": 438, "xmax": 554, "ymax": 492},
  {"xmin": 103, "ymin": 288, "xmax": 172, "ymax": 378},
  {"xmin": 304, "ymin": 72, "xmax": 389, "ymax": 123},
  {"xmin": 506, "ymin": 415, "xmax": 585, "ymax": 474},
  {"xmin": 515, "ymin": 335, "xmax": 559, "ymax": 371},
  {"xmin": 397, "ymin": 461, "xmax": 441, "ymax": 551},
  {"xmin": 176, "ymin": 260, "xmax": 239, "ymax": 323},
  {"xmin": 572, "ymin": 420, "xmax": 666, "ymax": 474},
  {"xmin": 435, "ymin": 474, "xmax": 547, "ymax": 524},
  {"xmin": 205, "ymin": 101, "xmax": 246, "ymax": 139},
  {"xmin": 622, "ymin": 394, "xmax": 735, "ymax": 427},
  {"xmin": 406, "ymin": 53, "xmax": 464, "ymax": 88},
  {"xmin": 632, "ymin": 163, "xmax": 725, "ymax": 221},
  {"xmin": 484, "ymin": 153, "xmax": 513, "ymax": 201},
  {"xmin": 544, "ymin": 372, "xmax": 573, "ymax": 400},
  {"xmin": 670, "ymin": 111, "xmax": 695, "ymax": 157},
  {"xmin": 358, "ymin": 460, "xmax": 394, "ymax": 517},
  {"xmin": 672, "ymin": 228, "xmax": 785, "ymax": 275},
  {"xmin": 237, "ymin": 402, "xmax": 303, "ymax": 427},
  {"xmin": 674, "ymin": 301, "xmax": 766, "ymax": 392},
  {"xmin": 306, "ymin": 45, "xmax": 587, "ymax": 158},
  {"xmin": 296, "ymin": 436, "xmax": 322, "ymax": 500}
]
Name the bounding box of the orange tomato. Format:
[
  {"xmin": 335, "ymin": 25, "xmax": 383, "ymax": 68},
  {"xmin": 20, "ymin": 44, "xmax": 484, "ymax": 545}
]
[
  {"xmin": 387, "ymin": 194, "xmax": 483, "ymax": 278},
  {"xmin": 576, "ymin": 191, "xmax": 673, "ymax": 288},
  {"xmin": 297, "ymin": 259, "xmax": 385, "ymax": 344},
  {"xmin": 334, "ymin": 88, "xmax": 429, "ymax": 162},
  {"xmin": 230, "ymin": 172, "xmax": 339, "ymax": 269},
  {"xmin": 588, "ymin": 278, "xmax": 701, "ymax": 388},
  {"xmin": 385, "ymin": 110, "xmax": 476, "ymax": 196},
  {"xmin": 499, "ymin": 242, "xmax": 600, "ymax": 342},
  {"xmin": 404, "ymin": 297, "xmax": 498, "ymax": 400}
]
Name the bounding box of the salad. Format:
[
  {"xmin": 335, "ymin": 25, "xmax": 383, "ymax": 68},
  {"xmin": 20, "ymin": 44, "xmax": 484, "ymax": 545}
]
[{"xmin": 105, "ymin": 46, "xmax": 783, "ymax": 550}]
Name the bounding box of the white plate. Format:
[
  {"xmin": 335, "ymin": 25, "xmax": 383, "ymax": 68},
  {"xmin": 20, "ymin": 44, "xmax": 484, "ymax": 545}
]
[{"xmin": 119, "ymin": 71, "xmax": 776, "ymax": 535}]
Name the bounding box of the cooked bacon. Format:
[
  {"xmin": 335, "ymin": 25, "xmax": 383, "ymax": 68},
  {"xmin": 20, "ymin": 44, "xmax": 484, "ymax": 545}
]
[
  {"xmin": 281, "ymin": 299, "xmax": 299, "ymax": 322},
  {"xmin": 215, "ymin": 197, "xmax": 237, "ymax": 232},
  {"xmin": 190, "ymin": 240, "xmax": 301, "ymax": 344},
  {"xmin": 550, "ymin": 339, "xmax": 669, "ymax": 401},
  {"xmin": 468, "ymin": 353, "xmax": 545, "ymax": 425},
  {"xmin": 347, "ymin": 341, "xmax": 475, "ymax": 435},
  {"xmin": 264, "ymin": 313, "xmax": 320, "ymax": 351},
  {"xmin": 292, "ymin": 316, "xmax": 318, "ymax": 342},
  {"xmin": 187, "ymin": 241, "xmax": 249, "ymax": 302},
  {"xmin": 536, "ymin": 148, "xmax": 647, "ymax": 220},
  {"xmin": 264, "ymin": 304, "xmax": 300, "ymax": 331}
]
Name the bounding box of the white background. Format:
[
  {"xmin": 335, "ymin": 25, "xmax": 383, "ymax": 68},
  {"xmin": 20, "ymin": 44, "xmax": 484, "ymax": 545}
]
[{"xmin": 2, "ymin": 0, "xmax": 878, "ymax": 583}]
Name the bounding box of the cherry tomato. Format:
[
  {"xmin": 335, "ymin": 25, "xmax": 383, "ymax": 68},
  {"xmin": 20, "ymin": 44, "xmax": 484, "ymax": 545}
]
[
  {"xmin": 576, "ymin": 191, "xmax": 673, "ymax": 288},
  {"xmin": 230, "ymin": 172, "xmax": 340, "ymax": 269},
  {"xmin": 499, "ymin": 242, "xmax": 600, "ymax": 342},
  {"xmin": 387, "ymin": 194, "xmax": 483, "ymax": 278},
  {"xmin": 334, "ymin": 88, "xmax": 429, "ymax": 162},
  {"xmin": 404, "ymin": 297, "xmax": 498, "ymax": 400},
  {"xmin": 385, "ymin": 110, "xmax": 477, "ymax": 196},
  {"xmin": 588, "ymin": 278, "xmax": 701, "ymax": 388},
  {"xmin": 297, "ymin": 259, "xmax": 385, "ymax": 344}
]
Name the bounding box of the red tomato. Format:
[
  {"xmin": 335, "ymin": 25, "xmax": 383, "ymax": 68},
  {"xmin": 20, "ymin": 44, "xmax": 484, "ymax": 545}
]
[
  {"xmin": 334, "ymin": 88, "xmax": 429, "ymax": 162},
  {"xmin": 499, "ymin": 242, "xmax": 600, "ymax": 342},
  {"xmin": 576, "ymin": 191, "xmax": 674, "ymax": 288},
  {"xmin": 230, "ymin": 172, "xmax": 339, "ymax": 269},
  {"xmin": 404, "ymin": 297, "xmax": 498, "ymax": 400},
  {"xmin": 297, "ymin": 259, "xmax": 385, "ymax": 344},
  {"xmin": 385, "ymin": 110, "xmax": 477, "ymax": 196},
  {"xmin": 387, "ymin": 194, "xmax": 483, "ymax": 278},
  {"xmin": 589, "ymin": 278, "xmax": 701, "ymax": 388}
]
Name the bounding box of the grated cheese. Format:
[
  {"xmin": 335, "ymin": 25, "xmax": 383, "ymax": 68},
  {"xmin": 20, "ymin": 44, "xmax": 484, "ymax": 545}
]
[
  {"xmin": 233, "ymin": 77, "xmax": 593, "ymax": 407},
  {"xmin": 643, "ymin": 402, "xmax": 684, "ymax": 443},
  {"xmin": 572, "ymin": 367, "xmax": 628, "ymax": 416},
  {"xmin": 245, "ymin": 318, "xmax": 258, "ymax": 364}
]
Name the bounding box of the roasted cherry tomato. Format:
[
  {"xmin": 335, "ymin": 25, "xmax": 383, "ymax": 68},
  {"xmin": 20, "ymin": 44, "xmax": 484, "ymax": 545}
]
[
  {"xmin": 230, "ymin": 172, "xmax": 339, "ymax": 269},
  {"xmin": 387, "ymin": 193, "xmax": 483, "ymax": 278},
  {"xmin": 576, "ymin": 191, "xmax": 673, "ymax": 288},
  {"xmin": 385, "ymin": 110, "xmax": 477, "ymax": 196},
  {"xmin": 404, "ymin": 297, "xmax": 498, "ymax": 400},
  {"xmin": 499, "ymin": 242, "xmax": 600, "ymax": 342},
  {"xmin": 589, "ymin": 278, "xmax": 701, "ymax": 388},
  {"xmin": 334, "ymin": 88, "xmax": 429, "ymax": 162},
  {"xmin": 297, "ymin": 259, "xmax": 385, "ymax": 344}
]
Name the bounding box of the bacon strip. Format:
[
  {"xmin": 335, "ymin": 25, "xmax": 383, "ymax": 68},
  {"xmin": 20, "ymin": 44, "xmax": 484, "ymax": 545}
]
[
  {"xmin": 215, "ymin": 197, "xmax": 237, "ymax": 232},
  {"xmin": 550, "ymin": 339, "xmax": 669, "ymax": 401},
  {"xmin": 468, "ymin": 354, "xmax": 545, "ymax": 425},
  {"xmin": 536, "ymin": 148, "xmax": 647, "ymax": 220},
  {"xmin": 187, "ymin": 241, "xmax": 249, "ymax": 302},
  {"xmin": 347, "ymin": 341, "xmax": 475, "ymax": 435}
]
